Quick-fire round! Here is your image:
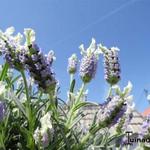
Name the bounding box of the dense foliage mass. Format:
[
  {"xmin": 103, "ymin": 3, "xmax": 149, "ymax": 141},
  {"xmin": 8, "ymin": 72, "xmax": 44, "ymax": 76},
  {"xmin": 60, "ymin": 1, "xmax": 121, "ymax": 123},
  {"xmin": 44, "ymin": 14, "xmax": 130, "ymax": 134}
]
[{"xmin": 0, "ymin": 27, "xmax": 147, "ymax": 150}]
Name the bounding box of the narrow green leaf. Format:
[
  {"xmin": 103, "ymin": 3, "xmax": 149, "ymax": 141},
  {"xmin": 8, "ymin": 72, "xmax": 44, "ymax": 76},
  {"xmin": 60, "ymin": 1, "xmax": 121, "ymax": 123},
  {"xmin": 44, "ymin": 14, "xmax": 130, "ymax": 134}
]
[
  {"xmin": 69, "ymin": 79, "xmax": 75, "ymax": 93},
  {"xmin": 107, "ymin": 133, "xmax": 125, "ymax": 144},
  {"xmin": 73, "ymin": 102, "xmax": 91, "ymax": 112},
  {"xmin": 0, "ymin": 62, "xmax": 9, "ymax": 81}
]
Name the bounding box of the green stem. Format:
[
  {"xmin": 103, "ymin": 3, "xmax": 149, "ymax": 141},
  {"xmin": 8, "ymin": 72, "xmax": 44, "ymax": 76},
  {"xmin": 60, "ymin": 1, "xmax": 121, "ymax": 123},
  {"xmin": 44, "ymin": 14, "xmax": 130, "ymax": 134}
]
[
  {"xmin": 107, "ymin": 85, "xmax": 112, "ymax": 98},
  {"xmin": 20, "ymin": 70, "xmax": 31, "ymax": 120},
  {"xmin": 0, "ymin": 127, "xmax": 7, "ymax": 150},
  {"xmin": 0, "ymin": 62, "xmax": 9, "ymax": 81},
  {"xmin": 70, "ymin": 74, "xmax": 74, "ymax": 86},
  {"xmin": 20, "ymin": 70, "xmax": 30, "ymax": 103},
  {"xmin": 20, "ymin": 70, "xmax": 35, "ymax": 149},
  {"xmin": 0, "ymin": 136, "xmax": 6, "ymax": 150},
  {"xmin": 66, "ymin": 83, "xmax": 86, "ymax": 128},
  {"xmin": 80, "ymin": 132, "xmax": 91, "ymax": 145},
  {"xmin": 80, "ymin": 125, "xmax": 102, "ymax": 147},
  {"xmin": 76, "ymin": 83, "xmax": 86, "ymax": 103},
  {"xmin": 48, "ymin": 91, "xmax": 59, "ymax": 120}
]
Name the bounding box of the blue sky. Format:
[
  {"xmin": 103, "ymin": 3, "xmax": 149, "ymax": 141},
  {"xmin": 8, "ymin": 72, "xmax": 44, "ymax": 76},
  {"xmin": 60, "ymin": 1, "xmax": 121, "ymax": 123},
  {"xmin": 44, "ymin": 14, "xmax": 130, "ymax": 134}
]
[{"xmin": 0, "ymin": 0, "xmax": 149, "ymax": 112}]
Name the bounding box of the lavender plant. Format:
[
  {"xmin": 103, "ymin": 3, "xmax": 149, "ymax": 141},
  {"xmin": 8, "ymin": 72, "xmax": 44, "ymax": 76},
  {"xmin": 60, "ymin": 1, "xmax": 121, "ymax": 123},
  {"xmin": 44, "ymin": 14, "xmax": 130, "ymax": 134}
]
[{"xmin": 0, "ymin": 27, "xmax": 137, "ymax": 150}]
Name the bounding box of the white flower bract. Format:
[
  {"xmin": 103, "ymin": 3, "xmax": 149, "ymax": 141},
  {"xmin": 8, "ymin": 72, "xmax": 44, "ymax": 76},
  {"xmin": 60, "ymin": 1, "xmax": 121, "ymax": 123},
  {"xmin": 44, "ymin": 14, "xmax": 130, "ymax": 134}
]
[
  {"xmin": 0, "ymin": 81, "xmax": 6, "ymax": 96},
  {"xmin": 24, "ymin": 28, "xmax": 35, "ymax": 45},
  {"xmin": 40, "ymin": 112, "xmax": 53, "ymax": 130}
]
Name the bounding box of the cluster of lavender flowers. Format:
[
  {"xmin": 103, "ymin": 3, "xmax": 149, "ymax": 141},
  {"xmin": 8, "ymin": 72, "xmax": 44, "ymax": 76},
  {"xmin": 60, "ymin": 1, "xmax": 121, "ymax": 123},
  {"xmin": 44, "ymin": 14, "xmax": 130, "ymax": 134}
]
[
  {"xmin": 67, "ymin": 40, "xmax": 121, "ymax": 86},
  {"xmin": 97, "ymin": 81, "xmax": 134, "ymax": 128},
  {"xmin": 0, "ymin": 27, "xmax": 57, "ymax": 93},
  {"xmin": 99, "ymin": 45, "xmax": 121, "ymax": 85},
  {"xmin": 79, "ymin": 38, "xmax": 101, "ymax": 83},
  {"xmin": 22, "ymin": 43, "xmax": 56, "ymax": 93},
  {"xmin": 22, "ymin": 29, "xmax": 57, "ymax": 93}
]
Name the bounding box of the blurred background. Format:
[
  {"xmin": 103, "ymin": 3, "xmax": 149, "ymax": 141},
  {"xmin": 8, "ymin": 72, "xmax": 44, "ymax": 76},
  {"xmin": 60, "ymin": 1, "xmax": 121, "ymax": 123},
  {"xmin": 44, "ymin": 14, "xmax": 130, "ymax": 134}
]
[{"xmin": 0, "ymin": 0, "xmax": 149, "ymax": 112}]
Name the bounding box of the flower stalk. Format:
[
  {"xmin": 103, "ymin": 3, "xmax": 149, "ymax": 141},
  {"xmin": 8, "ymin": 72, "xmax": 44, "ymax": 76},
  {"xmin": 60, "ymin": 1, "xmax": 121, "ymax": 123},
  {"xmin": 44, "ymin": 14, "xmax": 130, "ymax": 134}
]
[
  {"xmin": 66, "ymin": 83, "xmax": 86, "ymax": 128},
  {"xmin": 20, "ymin": 70, "xmax": 35, "ymax": 149}
]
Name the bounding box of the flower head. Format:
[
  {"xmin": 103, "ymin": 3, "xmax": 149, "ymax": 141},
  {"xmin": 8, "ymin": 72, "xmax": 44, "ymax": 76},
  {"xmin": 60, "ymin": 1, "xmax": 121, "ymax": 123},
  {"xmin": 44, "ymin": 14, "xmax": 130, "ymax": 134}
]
[
  {"xmin": 97, "ymin": 95, "xmax": 124, "ymax": 124},
  {"xmin": 79, "ymin": 38, "xmax": 101, "ymax": 83},
  {"xmin": 0, "ymin": 27, "xmax": 57, "ymax": 93},
  {"xmin": 23, "ymin": 43, "xmax": 57, "ymax": 93},
  {"xmin": 0, "ymin": 27, "xmax": 25, "ymax": 70},
  {"xmin": 99, "ymin": 44, "xmax": 121, "ymax": 85},
  {"xmin": 97, "ymin": 82, "xmax": 134, "ymax": 127},
  {"xmin": 67, "ymin": 53, "xmax": 78, "ymax": 74},
  {"xmin": 33, "ymin": 112, "xmax": 53, "ymax": 148},
  {"xmin": 33, "ymin": 127, "xmax": 41, "ymax": 144}
]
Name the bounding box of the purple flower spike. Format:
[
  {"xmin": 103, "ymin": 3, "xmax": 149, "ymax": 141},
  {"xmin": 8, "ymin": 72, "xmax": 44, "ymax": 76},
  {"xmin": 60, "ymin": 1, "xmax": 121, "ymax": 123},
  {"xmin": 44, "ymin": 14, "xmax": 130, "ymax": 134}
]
[
  {"xmin": 24, "ymin": 44, "xmax": 57, "ymax": 93},
  {"xmin": 80, "ymin": 54, "xmax": 97, "ymax": 83},
  {"xmin": 104, "ymin": 48, "xmax": 120, "ymax": 85},
  {"xmin": 100, "ymin": 45, "xmax": 121, "ymax": 85},
  {"xmin": 79, "ymin": 38, "xmax": 101, "ymax": 83},
  {"xmin": 67, "ymin": 53, "xmax": 78, "ymax": 74},
  {"xmin": 0, "ymin": 27, "xmax": 25, "ymax": 70}
]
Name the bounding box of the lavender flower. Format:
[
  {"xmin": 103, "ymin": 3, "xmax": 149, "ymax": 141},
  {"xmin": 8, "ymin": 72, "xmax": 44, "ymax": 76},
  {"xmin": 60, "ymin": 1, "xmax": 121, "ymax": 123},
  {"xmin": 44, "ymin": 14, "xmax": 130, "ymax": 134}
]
[
  {"xmin": 97, "ymin": 82, "xmax": 134, "ymax": 127},
  {"xmin": 34, "ymin": 127, "xmax": 50, "ymax": 148},
  {"xmin": 0, "ymin": 101, "xmax": 5, "ymax": 121},
  {"xmin": 33, "ymin": 112, "xmax": 54, "ymax": 148},
  {"xmin": 0, "ymin": 27, "xmax": 24, "ymax": 70},
  {"xmin": 79, "ymin": 38, "xmax": 101, "ymax": 83},
  {"xmin": 20, "ymin": 28, "xmax": 57, "ymax": 93},
  {"xmin": 99, "ymin": 45, "xmax": 121, "ymax": 85},
  {"xmin": 111, "ymin": 104, "xmax": 127, "ymax": 126},
  {"xmin": 115, "ymin": 111, "xmax": 133, "ymax": 135},
  {"xmin": 67, "ymin": 54, "xmax": 78, "ymax": 74},
  {"xmin": 97, "ymin": 95, "xmax": 125, "ymax": 126},
  {"xmin": 4, "ymin": 42, "xmax": 25, "ymax": 70},
  {"xmin": 23, "ymin": 44, "xmax": 57, "ymax": 93}
]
